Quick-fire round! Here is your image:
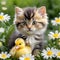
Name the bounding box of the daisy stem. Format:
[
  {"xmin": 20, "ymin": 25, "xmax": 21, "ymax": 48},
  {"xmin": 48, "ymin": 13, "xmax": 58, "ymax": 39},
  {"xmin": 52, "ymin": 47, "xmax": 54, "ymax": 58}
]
[
  {"xmin": 1, "ymin": 22, "xmax": 7, "ymax": 28},
  {"xmin": 48, "ymin": 58, "xmax": 52, "ymax": 60},
  {"xmin": 55, "ymin": 38, "xmax": 58, "ymax": 48},
  {"xmin": 58, "ymin": 25, "xmax": 60, "ymax": 32}
]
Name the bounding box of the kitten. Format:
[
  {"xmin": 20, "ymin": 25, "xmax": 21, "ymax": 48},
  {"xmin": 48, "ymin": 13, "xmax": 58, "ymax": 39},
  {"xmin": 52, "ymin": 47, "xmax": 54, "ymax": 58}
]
[{"xmin": 8, "ymin": 6, "xmax": 48, "ymax": 55}]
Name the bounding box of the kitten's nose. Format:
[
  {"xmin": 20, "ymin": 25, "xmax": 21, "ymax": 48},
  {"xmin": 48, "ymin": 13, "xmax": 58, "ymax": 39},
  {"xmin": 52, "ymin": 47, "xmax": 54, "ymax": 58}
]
[{"xmin": 27, "ymin": 25, "xmax": 32, "ymax": 31}]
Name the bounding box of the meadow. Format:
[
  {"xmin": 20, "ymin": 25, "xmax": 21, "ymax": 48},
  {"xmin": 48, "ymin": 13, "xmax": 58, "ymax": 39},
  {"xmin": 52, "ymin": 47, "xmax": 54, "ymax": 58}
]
[{"xmin": 0, "ymin": 0, "xmax": 60, "ymax": 60}]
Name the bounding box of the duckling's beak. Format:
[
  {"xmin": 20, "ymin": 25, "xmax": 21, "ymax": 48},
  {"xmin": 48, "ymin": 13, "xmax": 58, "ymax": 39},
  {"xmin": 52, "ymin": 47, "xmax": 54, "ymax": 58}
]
[{"xmin": 15, "ymin": 46, "xmax": 20, "ymax": 50}]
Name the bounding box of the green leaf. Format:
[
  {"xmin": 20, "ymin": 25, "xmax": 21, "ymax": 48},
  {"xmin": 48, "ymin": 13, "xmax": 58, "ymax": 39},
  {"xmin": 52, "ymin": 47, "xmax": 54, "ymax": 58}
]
[{"xmin": 5, "ymin": 24, "xmax": 15, "ymax": 46}]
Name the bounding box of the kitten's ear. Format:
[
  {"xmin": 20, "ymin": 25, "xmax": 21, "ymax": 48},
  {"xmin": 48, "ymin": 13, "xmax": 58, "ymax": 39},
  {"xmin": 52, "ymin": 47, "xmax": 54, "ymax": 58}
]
[
  {"xmin": 37, "ymin": 6, "xmax": 46, "ymax": 15},
  {"xmin": 15, "ymin": 7, "xmax": 23, "ymax": 15}
]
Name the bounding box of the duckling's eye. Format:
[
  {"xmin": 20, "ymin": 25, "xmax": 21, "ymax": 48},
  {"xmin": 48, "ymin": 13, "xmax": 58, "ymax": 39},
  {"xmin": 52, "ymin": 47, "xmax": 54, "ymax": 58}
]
[{"xmin": 19, "ymin": 43, "xmax": 21, "ymax": 45}]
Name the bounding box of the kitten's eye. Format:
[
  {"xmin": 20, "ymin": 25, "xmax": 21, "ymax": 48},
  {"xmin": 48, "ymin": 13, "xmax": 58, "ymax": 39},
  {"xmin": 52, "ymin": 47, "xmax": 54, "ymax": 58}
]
[
  {"xmin": 23, "ymin": 21, "xmax": 26, "ymax": 25},
  {"xmin": 17, "ymin": 22, "xmax": 26, "ymax": 26},
  {"xmin": 32, "ymin": 21, "xmax": 36, "ymax": 25},
  {"xmin": 16, "ymin": 22, "xmax": 25, "ymax": 27}
]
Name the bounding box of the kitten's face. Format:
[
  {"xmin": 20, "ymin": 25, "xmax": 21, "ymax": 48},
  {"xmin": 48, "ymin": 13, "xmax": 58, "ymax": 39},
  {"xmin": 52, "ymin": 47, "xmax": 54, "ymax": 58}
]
[{"xmin": 15, "ymin": 6, "xmax": 48, "ymax": 35}]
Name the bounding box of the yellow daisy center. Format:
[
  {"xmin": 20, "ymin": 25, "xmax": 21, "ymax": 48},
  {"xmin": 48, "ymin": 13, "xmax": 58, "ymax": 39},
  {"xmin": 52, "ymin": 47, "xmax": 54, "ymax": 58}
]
[
  {"xmin": 55, "ymin": 18, "xmax": 60, "ymax": 23},
  {"xmin": 24, "ymin": 57, "xmax": 30, "ymax": 60},
  {"xmin": 53, "ymin": 33, "xmax": 59, "ymax": 38},
  {"xmin": 47, "ymin": 50, "xmax": 53, "ymax": 56},
  {"xmin": 1, "ymin": 54, "xmax": 7, "ymax": 59},
  {"xmin": 0, "ymin": 15, "xmax": 4, "ymax": 20},
  {"xmin": 57, "ymin": 52, "xmax": 60, "ymax": 56}
]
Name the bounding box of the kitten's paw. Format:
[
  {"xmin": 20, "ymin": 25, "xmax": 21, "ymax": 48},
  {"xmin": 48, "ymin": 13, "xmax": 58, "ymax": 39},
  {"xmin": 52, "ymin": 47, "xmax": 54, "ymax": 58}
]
[{"xmin": 32, "ymin": 49, "xmax": 40, "ymax": 56}]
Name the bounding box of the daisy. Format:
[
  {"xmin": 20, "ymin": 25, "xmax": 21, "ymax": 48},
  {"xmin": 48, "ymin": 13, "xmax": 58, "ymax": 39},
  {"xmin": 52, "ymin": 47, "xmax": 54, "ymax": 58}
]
[
  {"xmin": 51, "ymin": 17, "xmax": 60, "ymax": 26},
  {"xmin": 55, "ymin": 49, "xmax": 60, "ymax": 58},
  {"xmin": 0, "ymin": 12, "xmax": 10, "ymax": 22},
  {"xmin": 48, "ymin": 30, "xmax": 60, "ymax": 40},
  {"xmin": 0, "ymin": 52, "xmax": 11, "ymax": 59},
  {"xmin": 19, "ymin": 54, "xmax": 34, "ymax": 60},
  {"xmin": 2, "ymin": 7, "xmax": 7, "ymax": 11},
  {"xmin": 41, "ymin": 47, "xmax": 55, "ymax": 59},
  {"xmin": 1, "ymin": 1, "xmax": 6, "ymax": 5},
  {"xmin": 0, "ymin": 27, "xmax": 4, "ymax": 33}
]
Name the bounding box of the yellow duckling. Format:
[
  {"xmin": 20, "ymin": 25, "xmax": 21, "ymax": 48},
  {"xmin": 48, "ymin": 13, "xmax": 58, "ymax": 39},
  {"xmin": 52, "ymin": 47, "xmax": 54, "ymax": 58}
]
[{"xmin": 10, "ymin": 38, "xmax": 32, "ymax": 58}]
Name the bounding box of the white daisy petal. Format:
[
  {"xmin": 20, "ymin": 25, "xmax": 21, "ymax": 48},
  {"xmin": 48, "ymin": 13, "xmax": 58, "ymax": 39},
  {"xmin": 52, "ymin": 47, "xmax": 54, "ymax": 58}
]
[
  {"xmin": 2, "ymin": 7, "xmax": 7, "ymax": 11},
  {"xmin": 50, "ymin": 32, "xmax": 54, "ymax": 35},
  {"xmin": 46, "ymin": 47, "xmax": 50, "ymax": 51},
  {"xmin": 55, "ymin": 30, "xmax": 58, "ymax": 33},
  {"xmin": 0, "ymin": 27, "xmax": 4, "ymax": 33},
  {"xmin": 1, "ymin": 1, "xmax": 6, "ymax": 5}
]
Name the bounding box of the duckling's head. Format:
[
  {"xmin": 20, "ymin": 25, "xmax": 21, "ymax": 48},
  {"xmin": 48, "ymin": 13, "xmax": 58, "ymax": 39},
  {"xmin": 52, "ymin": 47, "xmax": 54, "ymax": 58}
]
[{"xmin": 15, "ymin": 38, "xmax": 25, "ymax": 48}]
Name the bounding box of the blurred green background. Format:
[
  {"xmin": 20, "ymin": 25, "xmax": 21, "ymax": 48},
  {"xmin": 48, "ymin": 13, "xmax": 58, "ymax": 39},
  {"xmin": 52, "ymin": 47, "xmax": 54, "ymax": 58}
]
[{"xmin": 0, "ymin": 0, "xmax": 60, "ymax": 29}]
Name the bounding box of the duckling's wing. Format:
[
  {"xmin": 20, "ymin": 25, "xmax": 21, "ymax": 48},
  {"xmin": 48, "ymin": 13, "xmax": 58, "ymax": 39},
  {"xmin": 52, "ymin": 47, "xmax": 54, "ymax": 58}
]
[
  {"xmin": 26, "ymin": 46, "xmax": 32, "ymax": 53},
  {"xmin": 10, "ymin": 46, "xmax": 17, "ymax": 57}
]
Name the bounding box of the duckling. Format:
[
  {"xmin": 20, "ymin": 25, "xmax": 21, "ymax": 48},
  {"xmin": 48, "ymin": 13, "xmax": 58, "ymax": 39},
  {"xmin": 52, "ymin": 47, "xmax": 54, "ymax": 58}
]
[{"xmin": 10, "ymin": 38, "xmax": 32, "ymax": 58}]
